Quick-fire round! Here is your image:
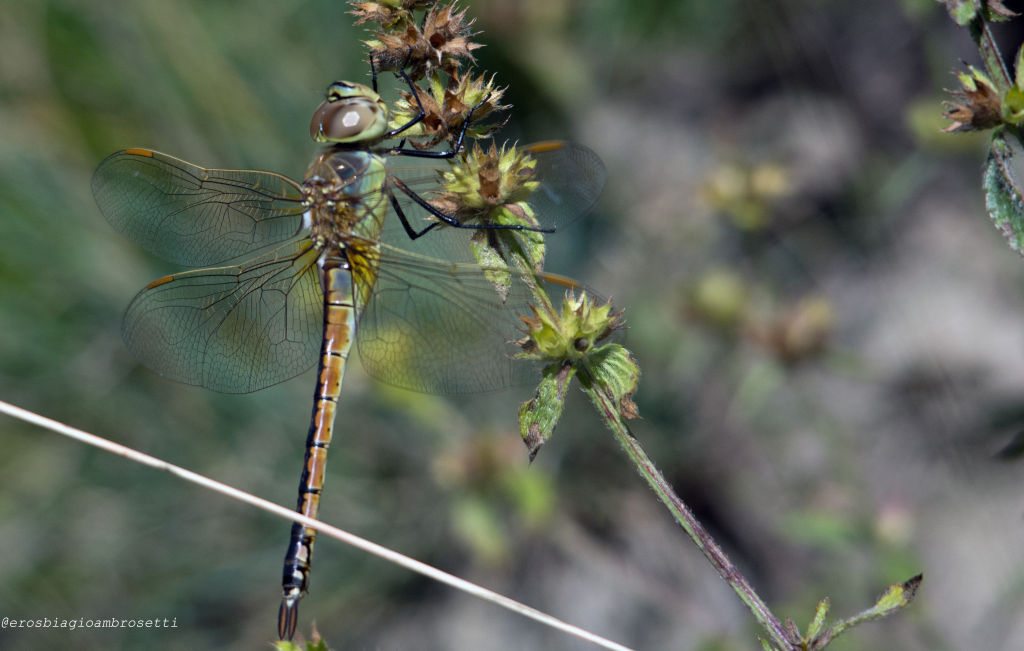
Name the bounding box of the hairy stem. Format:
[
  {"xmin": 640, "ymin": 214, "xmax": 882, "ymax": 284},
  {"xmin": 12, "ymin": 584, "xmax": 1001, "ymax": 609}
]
[
  {"xmin": 970, "ymin": 16, "xmax": 1012, "ymax": 92},
  {"xmin": 580, "ymin": 379, "xmax": 796, "ymax": 650}
]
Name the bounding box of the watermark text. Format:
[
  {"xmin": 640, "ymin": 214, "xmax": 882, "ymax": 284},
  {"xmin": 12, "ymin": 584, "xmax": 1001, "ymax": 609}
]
[{"xmin": 2, "ymin": 617, "xmax": 178, "ymax": 631}]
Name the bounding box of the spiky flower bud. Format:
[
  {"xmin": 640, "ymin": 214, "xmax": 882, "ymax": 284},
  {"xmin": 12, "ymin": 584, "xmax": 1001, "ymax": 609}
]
[
  {"xmin": 516, "ymin": 294, "xmax": 635, "ymax": 459},
  {"xmin": 433, "ymin": 142, "xmax": 538, "ymax": 222},
  {"xmin": 515, "ymin": 292, "xmax": 621, "ymax": 363},
  {"xmin": 431, "ymin": 141, "xmax": 546, "ymax": 275}
]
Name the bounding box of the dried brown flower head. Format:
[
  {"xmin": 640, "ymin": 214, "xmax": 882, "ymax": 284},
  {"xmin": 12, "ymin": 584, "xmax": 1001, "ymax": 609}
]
[
  {"xmin": 364, "ymin": 3, "xmax": 481, "ymax": 79},
  {"xmin": 350, "ymin": 0, "xmax": 437, "ymax": 27},
  {"xmin": 943, "ymin": 66, "xmax": 1002, "ymax": 132}
]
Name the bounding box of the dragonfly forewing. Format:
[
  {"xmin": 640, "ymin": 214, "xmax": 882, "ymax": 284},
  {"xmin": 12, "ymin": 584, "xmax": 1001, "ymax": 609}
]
[
  {"xmin": 122, "ymin": 239, "xmax": 323, "ymax": 393},
  {"xmin": 93, "ymin": 149, "xmax": 308, "ymax": 266},
  {"xmin": 378, "ymin": 141, "xmax": 607, "ymax": 258}
]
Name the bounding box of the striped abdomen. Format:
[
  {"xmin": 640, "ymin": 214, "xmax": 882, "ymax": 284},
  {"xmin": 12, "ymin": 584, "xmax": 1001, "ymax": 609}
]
[{"xmin": 278, "ymin": 255, "xmax": 355, "ymax": 640}]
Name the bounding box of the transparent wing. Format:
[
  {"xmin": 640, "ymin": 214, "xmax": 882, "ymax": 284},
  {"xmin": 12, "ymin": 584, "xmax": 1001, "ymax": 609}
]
[
  {"xmin": 520, "ymin": 141, "xmax": 607, "ymax": 228},
  {"xmin": 379, "ymin": 141, "xmax": 607, "ymax": 259},
  {"xmin": 122, "ymin": 239, "xmax": 323, "ymax": 393},
  {"xmin": 93, "ymin": 149, "xmax": 308, "ymax": 266},
  {"xmin": 354, "ymin": 241, "xmax": 582, "ymax": 394}
]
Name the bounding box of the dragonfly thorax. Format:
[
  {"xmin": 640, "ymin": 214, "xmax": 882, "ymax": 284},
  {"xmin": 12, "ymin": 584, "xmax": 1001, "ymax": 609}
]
[
  {"xmin": 302, "ymin": 149, "xmax": 388, "ymax": 247},
  {"xmin": 310, "ymin": 81, "xmax": 389, "ymax": 145}
]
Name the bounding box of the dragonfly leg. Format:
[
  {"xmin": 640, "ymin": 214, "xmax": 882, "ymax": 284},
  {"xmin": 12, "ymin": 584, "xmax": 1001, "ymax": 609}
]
[
  {"xmin": 369, "ymin": 52, "xmax": 382, "ymax": 93},
  {"xmin": 389, "ymin": 176, "xmax": 555, "ymax": 240},
  {"xmin": 370, "ymin": 42, "xmax": 416, "ymax": 95},
  {"xmin": 380, "ymin": 46, "xmax": 428, "ymax": 139},
  {"xmin": 377, "ymin": 42, "xmax": 490, "ymax": 155},
  {"xmin": 388, "ymin": 184, "xmax": 442, "ymax": 240},
  {"xmin": 386, "ymin": 89, "xmax": 492, "ymax": 160},
  {"xmin": 385, "ymin": 67, "xmax": 427, "ymax": 139}
]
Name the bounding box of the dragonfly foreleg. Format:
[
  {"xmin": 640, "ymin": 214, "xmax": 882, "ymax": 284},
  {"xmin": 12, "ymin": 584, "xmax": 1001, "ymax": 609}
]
[
  {"xmin": 384, "ymin": 65, "xmax": 427, "ymax": 139},
  {"xmin": 389, "ymin": 176, "xmax": 556, "ymax": 239},
  {"xmin": 386, "ymin": 90, "xmax": 493, "ymax": 160}
]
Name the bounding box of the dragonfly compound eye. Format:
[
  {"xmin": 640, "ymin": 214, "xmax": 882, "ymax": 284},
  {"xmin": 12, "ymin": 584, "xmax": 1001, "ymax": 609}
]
[{"xmin": 311, "ymin": 82, "xmax": 388, "ymax": 144}]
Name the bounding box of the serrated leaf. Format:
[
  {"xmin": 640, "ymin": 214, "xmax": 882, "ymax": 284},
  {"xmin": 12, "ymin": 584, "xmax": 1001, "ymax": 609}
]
[
  {"xmin": 503, "ymin": 203, "xmax": 546, "ymax": 271},
  {"xmin": 826, "ymin": 574, "xmax": 923, "ymax": 642},
  {"xmin": 578, "ymin": 344, "xmax": 641, "ymax": 420},
  {"xmin": 806, "ymin": 598, "xmax": 830, "ymax": 639},
  {"xmin": 942, "ymin": 0, "xmax": 979, "ymax": 25},
  {"xmin": 872, "ymin": 574, "xmax": 921, "ymax": 612},
  {"xmin": 469, "ymin": 230, "xmax": 512, "ymax": 300},
  {"xmin": 519, "ymin": 362, "xmax": 575, "ymax": 461},
  {"xmin": 985, "ymin": 129, "xmax": 1024, "ymax": 254},
  {"xmin": 989, "ymin": 0, "xmax": 1019, "ymax": 20}
]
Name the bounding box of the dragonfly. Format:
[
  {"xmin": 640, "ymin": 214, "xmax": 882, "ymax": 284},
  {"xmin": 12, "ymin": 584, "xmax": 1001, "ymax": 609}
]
[{"xmin": 92, "ymin": 70, "xmax": 605, "ymax": 639}]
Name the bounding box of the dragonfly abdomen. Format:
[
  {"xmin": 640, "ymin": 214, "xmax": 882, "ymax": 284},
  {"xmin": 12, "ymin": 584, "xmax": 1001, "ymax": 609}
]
[{"xmin": 279, "ymin": 256, "xmax": 355, "ymax": 640}]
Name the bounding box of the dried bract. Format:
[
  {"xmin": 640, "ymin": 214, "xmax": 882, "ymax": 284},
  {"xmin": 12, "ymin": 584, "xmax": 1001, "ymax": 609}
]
[
  {"xmin": 943, "ymin": 66, "xmax": 1002, "ymax": 132},
  {"xmin": 365, "ymin": 3, "xmax": 482, "ymax": 79}
]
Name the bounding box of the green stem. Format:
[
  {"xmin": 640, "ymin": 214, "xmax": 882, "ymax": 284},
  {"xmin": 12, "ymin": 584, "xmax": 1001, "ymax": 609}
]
[
  {"xmin": 580, "ymin": 380, "xmax": 796, "ymax": 651},
  {"xmin": 514, "ymin": 253, "xmax": 558, "ymax": 319},
  {"xmin": 970, "ymin": 16, "xmax": 1012, "ymax": 92}
]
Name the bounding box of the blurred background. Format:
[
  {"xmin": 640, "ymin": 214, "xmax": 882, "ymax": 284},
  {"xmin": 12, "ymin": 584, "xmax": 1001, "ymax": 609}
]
[{"xmin": 2, "ymin": 0, "xmax": 1024, "ymax": 649}]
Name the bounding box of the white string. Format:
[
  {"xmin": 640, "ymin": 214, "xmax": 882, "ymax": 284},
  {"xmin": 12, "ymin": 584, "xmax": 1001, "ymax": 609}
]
[{"xmin": 0, "ymin": 399, "xmax": 633, "ymax": 651}]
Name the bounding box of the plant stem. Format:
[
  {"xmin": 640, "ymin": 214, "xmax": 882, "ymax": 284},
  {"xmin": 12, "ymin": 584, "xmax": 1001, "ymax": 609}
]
[
  {"xmin": 582, "ymin": 381, "xmax": 795, "ymax": 651},
  {"xmin": 971, "ymin": 16, "xmax": 1012, "ymax": 92}
]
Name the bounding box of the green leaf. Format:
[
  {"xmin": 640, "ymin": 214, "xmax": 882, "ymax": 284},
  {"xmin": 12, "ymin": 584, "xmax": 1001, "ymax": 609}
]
[
  {"xmin": 942, "ymin": 0, "xmax": 978, "ymax": 26},
  {"xmin": 502, "ymin": 203, "xmax": 546, "ymax": 271},
  {"xmin": 467, "ymin": 206, "xmax": 544, "ymax": 300},
  {"xmin": 985, "ymin": 129, "xmax": 1024, "ymax": 254},
  {"xmin": 826, "ymin": 574, "xmax": 923, "ymax": 642},
  {"xmin": 1016, "ymin": 44, "xmax": 1024, "ymax": 91},
  {"xmin": 578, "ymin": 344, "xmax": 641, "ymax": 420},
  {"xmin": 806, "ymin": 598, "xmax": 830, "ymax": 639},
  {"xmin": 469, "ymin": 229, "xmax": 512, "ymax": 300},
  {"xmin": 519, "ymin": 362, "xmax": 575, "ymax": 460}
]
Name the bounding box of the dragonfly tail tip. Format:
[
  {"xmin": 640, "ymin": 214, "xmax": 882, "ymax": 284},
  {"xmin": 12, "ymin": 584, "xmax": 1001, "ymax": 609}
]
[{"xmin": 278, "ymin": 597, "xmax": 299, "ymax": 640}]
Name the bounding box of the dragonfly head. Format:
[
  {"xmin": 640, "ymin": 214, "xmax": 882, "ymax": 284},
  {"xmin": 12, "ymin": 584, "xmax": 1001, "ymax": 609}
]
[{"xmin": 310, "ymin": 81, "xmax": 389, "ymax": 145}]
